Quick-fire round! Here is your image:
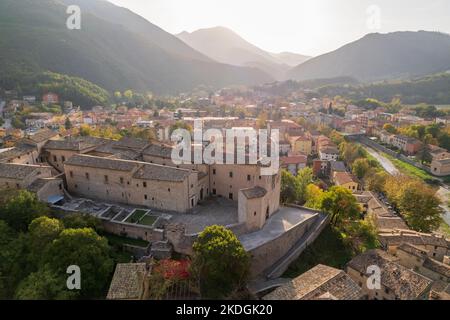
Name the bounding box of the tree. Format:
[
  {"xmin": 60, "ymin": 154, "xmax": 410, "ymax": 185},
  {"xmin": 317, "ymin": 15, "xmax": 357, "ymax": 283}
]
[
  {"xmin": 383, "ymin": 123, "xmax": 397, "ymax": 134},
  {"xmin": 364, "ymin": 169, "xmax": 388, "ymax": 193},
  {"xmin": 304, "ymin": 184, "xmax": 324, "ymax": 209},
  {"xmin": 0, "ymin": 190, "xmax": 49, "ymax": 231},
  {"xmin": 280, "ymin": 169, "xmax": 298, "ymax": 204},
  {"xmin": 14, "ymin": 266, "xmax": 77, "ymax": 300},
  {"xmin": 352, "ymin": 158, "xmax": 370, "ymax": 179},
  {"xmin": 64, "ymin": 117, "xmax": 72, "ymax": 130},
  {"xmin": 416, "ymin": 143, "xmax": 432, "ymax": 164},
  {"xmin": 190, "ymin": 225, "xmax": 250, "ymax": 299},
  {"xmin": 384, "ymin": 175, "xmax": 443, "ymax": 232},
  {"xmin": 296, "ymin": 167, "xmax": 313, "ymax": 204},
  {"xmin": 61, "ymin": 213, "xmax": 100, "ymax": 230},
  {"xmin": 44, "ymin": 228, "xmax": 113, "ymax": 298},
  {"xmin": 28, "ymin": 217, "xmax": 64, "ymax": 266},
  {"xmin": 320, "ymin": 186, "xmax": 361, "ymax": 226}
]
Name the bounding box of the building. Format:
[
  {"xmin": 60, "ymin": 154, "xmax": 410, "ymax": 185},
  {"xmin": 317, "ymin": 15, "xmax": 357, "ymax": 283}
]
[
  {"xmin": 263, "ymin": 264, "xmax": 362, "ymax": 300},
  {"xmin": 430, "ymin": 158, "xmax": 450, "ymax": 176},
  {"xmin": 392, "ymin": 135, "xmax": 422, "ymax": 155},
  {"xmin": 378, "ymin": 229, "xmax": 450, "ymax": 262},
  {"xmin": 346, "ymin": 249, "xmax": 433, "ymax": 300},
  {"xmin": 42, "ymin": 92, "xmax": 59, "ymax": 105},
  {"xmin": 106, "ymin": 263, "xmax": 149, "ymax": 300},
  {"xmin": 319, "ymin": 146, "xmax": 339, "ymax": 161},
  {"xmin": 0, "ymin": 162, "xmax": 63, "ymax": 203},
  {"xmin": 281, "ymin": 154, "xmax": 307, "ymax": 176},
  {"xmin": 290, "ymin": 136, "xmax": 312, "ymax": 155},
  {"xmin": 396, "ymin": 243, "xmax": 450, "ymax": 283},
  {"xmin": 333, "ymin": 172, "xmax": 359, "ymax": 192}
]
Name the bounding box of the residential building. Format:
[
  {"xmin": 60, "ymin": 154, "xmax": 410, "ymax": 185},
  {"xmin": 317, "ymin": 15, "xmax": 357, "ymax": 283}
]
[
  {"xmin": 346, "ymin": 249, "xmax": 433, "ymax": 300},
  {"xmin": 263, "ymin": 264, "xmax": 362, "ymax": 300}
]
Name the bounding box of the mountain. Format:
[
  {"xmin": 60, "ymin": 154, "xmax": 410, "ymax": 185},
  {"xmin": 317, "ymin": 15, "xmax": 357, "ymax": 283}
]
[
  {"xmin": 177, "ymin": 26, "xmax": 309, "ymax": 80},
  {"xmin": 288, "ymin": 31, "xmax": 450, "ymax": 82},
  {"xmin": 0, "ymin": 0, "xmax": 272, "ymax": 96},
  {"xmin": 316, "ymin": 72, "xmax": 450, "ymax": 105},
  {"xmin": 270, "ymin": 52, "xmax": 310, "ymax": 67}
]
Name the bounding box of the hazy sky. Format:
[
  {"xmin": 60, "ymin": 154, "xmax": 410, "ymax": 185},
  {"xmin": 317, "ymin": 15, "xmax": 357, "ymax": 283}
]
[{"xmin": 108, "ymin": 0, "xmax": 450, "ymax": 56}]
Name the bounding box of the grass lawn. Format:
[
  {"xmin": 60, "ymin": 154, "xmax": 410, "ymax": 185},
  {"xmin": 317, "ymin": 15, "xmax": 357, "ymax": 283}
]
[
  {"xmin": 381, "ymin": 152, "xmax": 435, "ymax": 181},
  {"xmin": 125, "ymin": 209, "xmax": 148, "ymax": 223},
  {"xmin": 283, "ymin": 225, "xmax": 354, "ymax": 278},
  {"xmin": 138, "ymin": 215, "xmax": 158, "ymax": 226}
]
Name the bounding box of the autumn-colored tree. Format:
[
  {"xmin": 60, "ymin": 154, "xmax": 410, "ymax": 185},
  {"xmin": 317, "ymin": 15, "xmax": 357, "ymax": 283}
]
[{"xmin": 352, "ymin": 158, "xmax": 370, "ymax": 179}]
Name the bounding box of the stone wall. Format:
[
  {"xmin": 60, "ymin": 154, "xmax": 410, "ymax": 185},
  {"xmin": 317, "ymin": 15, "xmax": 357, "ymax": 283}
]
[{"xmin": 246, "ymin": 209, "xmax": 323, "ymax": 278}]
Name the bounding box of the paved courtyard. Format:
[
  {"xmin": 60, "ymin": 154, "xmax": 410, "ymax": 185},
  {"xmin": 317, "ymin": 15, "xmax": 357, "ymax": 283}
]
[
  {"xmin": 170, "ymin": 197, "xmax": 239, "ymax": 234},
  {"xmin": 239, "ymin": 206, "xmax": 317, "ymax": 251}
]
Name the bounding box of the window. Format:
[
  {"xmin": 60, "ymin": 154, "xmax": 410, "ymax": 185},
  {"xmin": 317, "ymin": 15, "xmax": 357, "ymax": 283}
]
[
  {"xmin": 16, "ymin": 183, "xmax": 20, "ymax": 189},
  {"xmin": 53, "ymin": 155, "xmax": 57, "ymax": 162},
  {"xmin": 168, "ymin": 188, "xmax": 171, "ymax": 192},
  {"xmin": 247, "ymin": 175, "xmax": 251, "ymax": 181},
  {"xmin": 61, "ymin": 156, "xmax": 66, "ymax": 162},
  {"xmin": 104, "ymin": 175, "xmax": 109, "ymax": 183},
  {"xmin": 85, "ymin": 172, "xmax": 89, "ymax": 180},
  {"xmin": 229, "ymin": 193, "xmax": 233, "ymax": 200},
  {"xmin": 144, "ymin": 194, "xmax": 148, "ymax": 200},
  {"xmin": 143, "ymin": 182, "xmax": 147, "ymax": 188},
  {"xmin": 213, "ymin": 169, "xmax": 216, "ymax": 175},
  {"xmin": 120, "ymin": 177, "xmax": 124, "ymax": 184},
  {"xmin": 59, "ymin": 184, "xmax": 62, "ymax": 190},
  {"xmin": 213, "ymin": 189, "xmax": 216, "ymax": 195},
  {"xmin": 191, "ymin": 184, "xmax": 194, "ymax": 188},
  {"xmin": 229, "ymin": 172, "xmax": 233, "ymax": 178},
  {"xmin": 69, "ymin": 171, "xmax": 73, "ymax": 178},
  {"xmin": 74, "ymin": 184, "xmax": 78, "ymax": 189}
]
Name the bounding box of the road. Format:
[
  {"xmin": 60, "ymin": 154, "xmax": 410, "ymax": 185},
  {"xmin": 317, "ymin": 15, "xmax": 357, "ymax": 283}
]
[
  {"xmin": 362, "ymin": 145, "xmax": 450, "ymax": 226},
  {"xmin": 364, "ymin": 146, "xmax": 399, "ymax": 175}
]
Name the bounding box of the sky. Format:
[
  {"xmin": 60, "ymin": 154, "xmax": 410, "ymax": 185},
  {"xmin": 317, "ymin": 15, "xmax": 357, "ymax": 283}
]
[{"xmin": 107, "ymin": 0, "xmax": 450, "ymax": 57}]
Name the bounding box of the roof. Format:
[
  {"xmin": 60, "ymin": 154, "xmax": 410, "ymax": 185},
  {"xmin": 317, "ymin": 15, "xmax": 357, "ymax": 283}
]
[
  {"xmin": 132, "ymin": 163, "xmax": 191, "ymax": 182},
  {"xmin": 25, "ymin": 129, "xmax": 58, "ymax": 143},
  {"xmin": 330, "ymin": 161, "xmax": 346, "ymax": 172},
  {"xmin": 0, "ymin": 144, "xmax": 36, "ymax": 162},
  {"xmin": 281, "ymin": 155, "xmax": 307, "ymax": 165},
  {"xmin": 319, "ymin": 146, "xmax": 339, "ymax": 154},
  {"xmin": 423, "ymin": 258, "xmax": 450, "ymax": 278},
  {"xmin": 378, "ymin": 229, "xmax": 449, "ymax": 248},
  {"xmin": 106, "ymin": 263, "xmax": 147, "ymax": 300},
  {"xmin": 143, "ymin": 144, "xmax": 173, "ymax": 159},
  {"xmin": 0, "ymin": 163, "xmax": 49, "ymax": 180},
  {"xmin": 240, "ymin": 186, "xmax": 267, "ymax": 199},
  {"xmin": 263, "ymin": 264, "xmax": 361, "ymax": 300},
  {"xmin": 64, "ymin": 154, "xmax": 138, "ymax": 172},
  {"xmin": 115, "ymin": 137, "xmax": 150, "ymax": 150},
  {"xmin": 44, "ymin": 136, "xmax": 109, "ymax": 151},
  {"xmin": 334, "ymin": 172, "xmax": 358, "ymax": 185},
  {"xmin": 397, "ymin": 243, "xmax": 428, "ymax": 259},
  {"xmin": 347, "ymin": 250, "xmax": 433, "ymax": 299}
]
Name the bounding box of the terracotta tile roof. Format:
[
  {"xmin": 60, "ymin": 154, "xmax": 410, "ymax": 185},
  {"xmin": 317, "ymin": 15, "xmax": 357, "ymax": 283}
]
[
  {"xmin": 107, "ymin": 263, "xmax": 147, "ymax": 300},
  {"xmin": 65, "ymin": 154, "xmax": 138, "ymax": 172},
  {"xmin": 347, "ymin": 250, "xmax": 433, "ymax": 299},
  {"xmin": 263, "ymin": 264, "xmax": 361, "ymax": 300},
  {"xmin": 0, "ymin": 163, "xmax": 49, "ymax": 180}
]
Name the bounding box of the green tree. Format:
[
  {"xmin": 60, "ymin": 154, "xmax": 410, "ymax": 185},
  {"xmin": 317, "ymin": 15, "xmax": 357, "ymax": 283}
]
[
  {"xmin": 28, "ymin": 217, "xmax": 64, "ymax": 266},
  {"xmin": 44, "ymin": 228, "xmax": 113, "ymax": 298},
  {"xmin": 14, "ymin": 266, "xmax": 77, "ymax": 300},
  {"xmin": 383, "ymin": 123, "xmax": 397, "ymax": 134},
  {"xmin": 0, "ymin": 190, "xmax": 49, "ymax": 231},
  {"xmin": 352, "ymin": 158, "xmax": 370, "ymax": 179},
  {"xmin": 296, "ymin": 167, "xmax": 313, "ymax": 204},
  {"xmin": 320, "ymin": 186, "xmax": 361, "ymax": 226},
  {"xmin": 61, "ymin": 213, "xmax": 100, "ymax": 230},
  {"xmin": 280, "ymin": 169, "xmax": 299, "ymax": 204},
  {"xmin": 190, "ymin": 225, "xmax": 250, "ymax": 299}
]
